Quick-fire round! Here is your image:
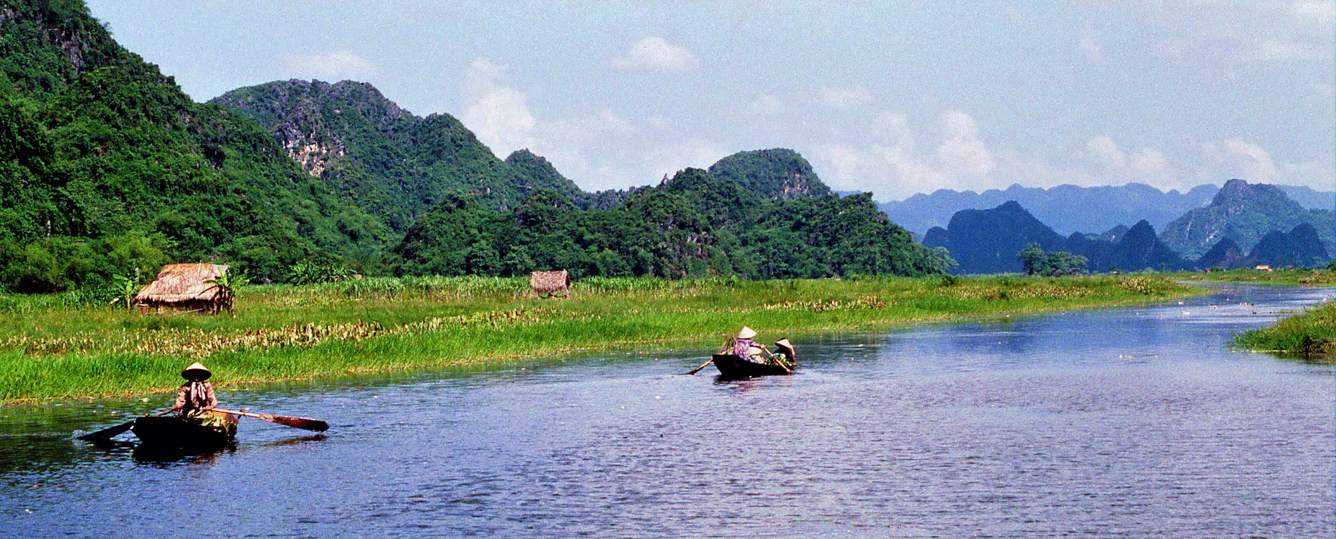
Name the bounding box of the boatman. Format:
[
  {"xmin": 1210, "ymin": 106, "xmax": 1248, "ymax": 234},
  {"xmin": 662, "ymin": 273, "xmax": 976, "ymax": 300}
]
[
  {"xmin": 731, "ymin": 327, "xmax": 771, "ymax": 363},
  {"xmin": 170, "ymin": 362, "xmax": 218, "ymax": 418}
]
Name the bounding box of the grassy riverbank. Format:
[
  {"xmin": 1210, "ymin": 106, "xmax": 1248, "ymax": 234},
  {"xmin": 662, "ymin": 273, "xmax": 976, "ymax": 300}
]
[
  {"xmin": 1180, "ymin": 268, "xmax": 1336, "ymax": 286},
  {"xmin": 0, "ymin": 275, "xmax": 1198, "ymax": 404},
  {"xmin": 1181, "ymin": 268, "xmax": 1336, "ymax": 358},
  {"xmin": 1237, "ymin": 301, "xmax": 1336, "ymax": 358}
]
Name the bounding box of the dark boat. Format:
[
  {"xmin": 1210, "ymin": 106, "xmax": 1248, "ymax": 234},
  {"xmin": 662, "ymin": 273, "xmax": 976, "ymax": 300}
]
[
  {"xmin": 712, "ymin": 354, "xmax": 792, "ymax": 378},
  {"xmin": 132, "ymin": 412, "xmax": 238, "ymax": 451}
]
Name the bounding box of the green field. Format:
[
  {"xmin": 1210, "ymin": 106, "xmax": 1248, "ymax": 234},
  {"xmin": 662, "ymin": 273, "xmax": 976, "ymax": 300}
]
[{"xmin": 0, "ymin": 275, "xmax": 1199, "ymax": 404}]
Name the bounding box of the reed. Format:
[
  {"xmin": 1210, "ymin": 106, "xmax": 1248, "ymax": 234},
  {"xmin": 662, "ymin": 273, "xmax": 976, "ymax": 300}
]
[
  {"xmin": 1179, "ymin": 268, "xmax": 1336, "ymax": 286},
  {"xmin": 1236, "ymin": 300, "xmax": 1336, "ymax": 359},
  {"xmin": 0, "ymin": 274, "xmax": 1199, "ymax": 404}
]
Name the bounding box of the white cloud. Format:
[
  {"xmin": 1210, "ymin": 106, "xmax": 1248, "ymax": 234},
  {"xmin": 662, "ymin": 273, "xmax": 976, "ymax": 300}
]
[
  {"xmin": 814, "ymin": 110, "xmax": 1017, "ymax": 198},
  {"xmin": 461, "ymin": 58, "xmax": 537, "ymax": 156},
  {"xmin": 935, "ymin": 110, "xmax": 995, "ymax": 177},
  {"xmin": 1212, "ymin": 138, "xmax": 1279, "ymax": 181},
  {"xmin": 1127, "ymin": 1, "xmax": 1333, "ymax": 64},
  {"xmin": 1129, "ymin": 148, "xmax": 1169, "ymax": 176},
  {"xmin": 748, "ymin": 92, "xmax": 785, "ymax": 116},
  {"xmin": 1079, "ymin": 24, "xmax": 1103, "ymax": 62},
  {"xmin": 612, "ymin": 36, "xmax": 700, "ymax": 72},
  {"xmin": 277, "ymin": 51, "xmax": 375, "ymax": 80},
  {"xmin": 1087, "ymin": 136, "xmax": 1126, "ymax": 167},
  {"xmin": 1085, "ymin": 135, "xmax": 1180, "ymax": 186},
  {"xmin": 817, "ymin": 84, "xmax": 873, "ymax": 108}
]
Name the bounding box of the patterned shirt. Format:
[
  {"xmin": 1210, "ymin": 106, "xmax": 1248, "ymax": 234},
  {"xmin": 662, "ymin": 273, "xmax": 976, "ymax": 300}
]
[{"xmin": 173, "ymin": 381, "xmax": 217, "ymax": 417}]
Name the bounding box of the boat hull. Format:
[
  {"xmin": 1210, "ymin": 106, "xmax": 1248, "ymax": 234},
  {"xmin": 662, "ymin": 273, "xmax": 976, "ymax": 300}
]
[
  {"xmin": 712, "ymin": 354, "xmax": 792, "ymax": 378},
  {"xmin": 132, "ymin": 412, "xmax": 238, "ymax": 450}
]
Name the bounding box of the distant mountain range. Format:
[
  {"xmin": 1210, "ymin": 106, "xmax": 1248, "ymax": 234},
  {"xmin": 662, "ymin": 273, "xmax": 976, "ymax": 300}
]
[
  {"xmin": 881, "ymin": 182, "xmax": 1332, "ymax": 236},
  {"xmin": 925, "ymin": 180, "xmax": 1333, "ymax": 274},
  {"xmin": 922, "ymin": 202, "xmax": 1188, "ymax": 274},
  {"xmin": 1159, "ymin": 179, "xmax": 1335, "ymax": 259}
]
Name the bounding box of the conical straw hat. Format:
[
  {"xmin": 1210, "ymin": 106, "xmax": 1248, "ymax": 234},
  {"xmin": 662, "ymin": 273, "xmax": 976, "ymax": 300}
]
[
  {"xmin": 736, "ymin": 326, "xmax": 757, "ymax": 339},
  {"xmin": 181, "ymin": 362, "xmax": 212, "ymax": 380}
]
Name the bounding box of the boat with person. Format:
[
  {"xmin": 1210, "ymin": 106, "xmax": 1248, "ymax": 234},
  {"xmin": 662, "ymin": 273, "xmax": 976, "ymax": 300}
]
[
  {"xmin": 131, "ymin": 411, "xmax": 239, "ymax": 451},
  {"xmin": 711, "ymin": 334, "xmax": 798, "ymax": 378},
  {"xmin": 77, "ymin": 361, "xmax": 329, "ymax": 451},
  {"xmin": 711, "ymin": 353, "xmax": 794, "ymax": 378}
]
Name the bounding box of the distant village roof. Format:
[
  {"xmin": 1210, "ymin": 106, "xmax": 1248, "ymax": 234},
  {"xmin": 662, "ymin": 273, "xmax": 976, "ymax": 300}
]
[{"xmin": 134, "ymin": 263, "xmax": 229, "ymax": 305}]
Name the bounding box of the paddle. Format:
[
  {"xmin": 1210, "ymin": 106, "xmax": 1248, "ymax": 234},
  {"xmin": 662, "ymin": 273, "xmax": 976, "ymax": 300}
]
[
  {"xmin": 685, "ymin": 358, "xmax": 714, "ymax": 375},
  {"xmin": 77, "ymin": 409, "xmax": 171, "ymax": 442},
  {"xmin": 214, "ymin": 408, "xmax": 329, "ymax": 432},
  {"xmin": 77, "ymin": 419, "xmax": 136, "ymax": 442}
]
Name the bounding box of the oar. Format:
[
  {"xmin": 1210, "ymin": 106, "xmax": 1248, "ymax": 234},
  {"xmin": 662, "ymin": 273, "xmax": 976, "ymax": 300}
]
[
  {"xmin": 77, "ymin": 419, "xmax": 136, "ymax": 442},
  {"xmin": 77, "ymin": 409, "xmax": 170, "ymax": 442},
  {"xmin": 685, "ymin": 358, "xmax": 714, "ymax": 375},
  {"xmin": 214, "ymin": 408, "xmax": 329, "ymax": 432}
]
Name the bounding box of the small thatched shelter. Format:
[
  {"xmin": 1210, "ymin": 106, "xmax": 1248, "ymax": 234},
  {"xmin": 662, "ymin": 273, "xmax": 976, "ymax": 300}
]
[
  {"xmin": 134, "ymin": 263, "xmax": 230, "ymax": 314},
  {"xmin": 530, "ymin": 270, "xmax": 570, "ymax": 297}
]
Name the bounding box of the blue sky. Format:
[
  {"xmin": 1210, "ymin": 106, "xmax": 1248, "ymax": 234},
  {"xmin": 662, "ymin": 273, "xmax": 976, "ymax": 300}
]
[{"xmin": 87, "ymin": 1, "xmax": 1333, "ymax": 200}]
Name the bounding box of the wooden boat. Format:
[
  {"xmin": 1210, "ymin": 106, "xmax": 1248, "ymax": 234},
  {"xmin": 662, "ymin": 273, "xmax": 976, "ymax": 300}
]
[
  {"xmin": 132, "ymin": 412, "xmax": 238, "ymax": 450},
  {"xmin": 712, "ymin": 354, "xmax": 793, "ymax": 378}
]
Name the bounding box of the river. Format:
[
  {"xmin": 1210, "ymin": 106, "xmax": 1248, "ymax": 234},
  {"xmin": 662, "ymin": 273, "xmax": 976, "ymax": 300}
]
[{"xmin": 1, "ymin": 284, "xmax": 1333, "ymax": 535}]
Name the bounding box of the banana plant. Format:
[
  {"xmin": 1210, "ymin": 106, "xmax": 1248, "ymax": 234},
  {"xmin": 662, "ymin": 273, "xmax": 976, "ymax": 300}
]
[
  {"xmin": 207, "ymin": 270, "xmax": 250, "ymax": 313},
  {"xmin": 110, "ymin": 268, "xmax": 142, "ymax": 310}
]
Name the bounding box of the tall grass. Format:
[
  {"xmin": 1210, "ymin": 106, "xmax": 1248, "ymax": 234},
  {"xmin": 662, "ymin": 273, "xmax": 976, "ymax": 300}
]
[
  {"xmin": 1236, "ymin": 301, "xmax": 1336, "ymax": 358},
  {"xmin": 0, "ymin": 275, "xmax": 1198, "ymax": 404},
  {"xmin": 1180, "ymin": 268, "xmax": 1336, "ymax": 286}
]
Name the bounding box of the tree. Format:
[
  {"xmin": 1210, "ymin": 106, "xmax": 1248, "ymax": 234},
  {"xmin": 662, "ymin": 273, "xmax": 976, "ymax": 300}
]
[{"xmin": 1019, "ymin": 244, "xmax": 1087, "ymax": 276}]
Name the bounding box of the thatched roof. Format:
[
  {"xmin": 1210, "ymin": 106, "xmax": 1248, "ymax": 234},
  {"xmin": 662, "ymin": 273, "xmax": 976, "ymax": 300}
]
[
  {"xmin": 530, "ymin": 270, "xmax": 570, "ymax": 293},
  {"xmin": 134, "ymin": 263, "xmax": 228, "ymax": 304}
]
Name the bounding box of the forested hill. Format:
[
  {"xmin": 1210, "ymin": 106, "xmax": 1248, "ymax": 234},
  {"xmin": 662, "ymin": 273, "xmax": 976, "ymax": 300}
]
[
  {"xmin": 707, "ymin": 148, "xmax": 832, "ymax": 200},
  {"xmin": 0, "ymin": 0, "xmax": 390, "ymax": 291},
  {"xmin": 393, "ymin": 168, "xmax": 953, "ymax": 279},
  {"xmin": 211, "ymin": 80, "xmax": 583, "ymax": 230},
  {"xmin": 0, "ymin": 0, "xmax": 951, "ymax": 292}
]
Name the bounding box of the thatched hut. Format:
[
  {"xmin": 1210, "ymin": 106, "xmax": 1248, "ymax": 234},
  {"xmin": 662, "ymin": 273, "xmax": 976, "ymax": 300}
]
[
  {"xmin": 134, "ymin": 263, "xmax": 230, "ymax": 314},
  {"xmin": 530, "ymin": 270, "xmax": 570, "ymax": 297}
]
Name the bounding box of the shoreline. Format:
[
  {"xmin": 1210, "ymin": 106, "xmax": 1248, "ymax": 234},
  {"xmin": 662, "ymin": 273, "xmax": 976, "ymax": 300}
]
[{"xmin": 0, "ymin": 275, "xmax": 1203, "ymax": 405}]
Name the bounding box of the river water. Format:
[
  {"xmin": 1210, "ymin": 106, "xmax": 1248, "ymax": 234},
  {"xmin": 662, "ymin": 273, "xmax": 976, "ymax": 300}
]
[{"xmin": 2, "ymin": 284, "xmax": 1334, "ymax": 536}]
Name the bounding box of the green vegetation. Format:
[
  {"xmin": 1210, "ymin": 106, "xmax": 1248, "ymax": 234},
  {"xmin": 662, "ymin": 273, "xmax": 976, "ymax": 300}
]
[
  {"xmin": 0, "ymin": 274, "xmax": 1197, "ymax": 404},
  {"xmin": 1018, "ymin": 244, "xmax": 1087, "ymax": 276},
  {"xmin": 1237, "ymin": 301, "xmax": 1336, "ymax": 358},
  {"xmin": 1188, "ymin": 267, "xmax": 1336, "ymax": 358},
  {"xmin": 211, "ymin": 81, "xmax": 584, "ymax": 230},
  {"xmin": 0, "ymin": 2, "xmax": 954, "ymax": 292},
  {"xmin": 1181, "ymin": 268, "xmax": 1336, "ymax": 286},
  {"xmin": 394, "ymin": 169, "xmax": 954, "ymax": 279},
  {"xmin": 0, "ymin": 0, "xmax": 391, "ymax": 291},
  {"xmin": 706, "ymin": 148, "xmax": 831, "ymax": 200}
]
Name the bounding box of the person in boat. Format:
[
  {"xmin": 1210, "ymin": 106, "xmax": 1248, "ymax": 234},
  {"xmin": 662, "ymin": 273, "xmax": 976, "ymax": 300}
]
[
  {"xmin": 731, "ymin": 326, "xmax": 772, "ymax": 363},
  {"xmin": 170, "ymin": 362, "xmax": 218, "ymax": 419},
  {"xmin": 773, "ymin": 338, "xmax": 796, "ymax": 368}
]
